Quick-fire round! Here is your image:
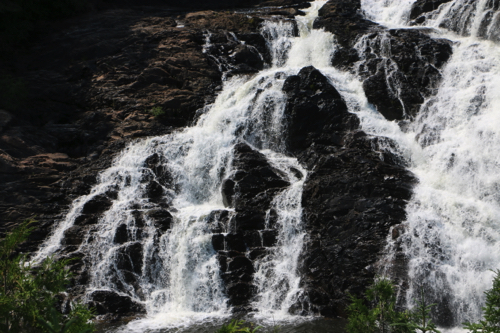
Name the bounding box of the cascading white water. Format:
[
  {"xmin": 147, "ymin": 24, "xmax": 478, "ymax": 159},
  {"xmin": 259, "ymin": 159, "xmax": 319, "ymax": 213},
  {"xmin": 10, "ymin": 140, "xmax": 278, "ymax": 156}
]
[
  {"xmin": 34, "ymin": 0, "xmax": 500, "ymax": 330},
  {"xmin": 33, "ymin": 1, "xmax": 334, "ymax": 331},
  {"xmin": 358, "ymin": 0, "xmax": 500, "ymax": 329}
]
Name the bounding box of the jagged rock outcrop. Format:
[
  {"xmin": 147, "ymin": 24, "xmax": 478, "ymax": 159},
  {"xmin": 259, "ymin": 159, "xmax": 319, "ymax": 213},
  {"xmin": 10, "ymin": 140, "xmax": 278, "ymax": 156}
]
[
  {"xmin": 0, "ymin": 5, "xmax": 283, "ymax": 246},
  {"xmin": 410, "ymin": 0, "xmax": 500, "ymax": 42},
  {"xmin": 409, "ymin": 0, "xmax": 453, "ymax": 22},
  {"xmin": 315, "ymin": 0, "xmax": 452, "ymax": 121},
  {"xmin": 356, "ymin": 29, "xmax": 452, "ymax": 120},
  {"xmin": 282, "ymin": 66, "xmax": 416, "ymax": 316},
  {"xmin": 218, "ymin": 142, "xmax": 290, "ymax": 311},
  {"xmin": 313, "ymin": 0, "xmax": 377, "ymax": 48}
]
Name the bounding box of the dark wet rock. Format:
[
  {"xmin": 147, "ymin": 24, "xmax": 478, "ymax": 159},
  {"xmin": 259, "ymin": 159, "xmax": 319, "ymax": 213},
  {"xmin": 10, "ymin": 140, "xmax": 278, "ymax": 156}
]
[
  {"xmin": 145, "ymin": 181, "xmax": 164, "ymax": 201},
  {"xmin": 212, "ymin": 234, "xmax": 225, "ymax": 251},
  {"xmin": 226, "ymin": 282, "xmax": 254, "ymax": 307},
  {"xmin": 281, "ymin": 66, "xmax": 416, "ymax": 317},
  {"xmin": 145, "ymin": 209, "xmax": 173, "ymax": 233},
  {"xmin": 116, "ymin": 242, "xmax": 143, "ymax": 275},
  {"xmin": 356, "ymin": 29, "xmax": 452, "ymax": 120},
  {"xmin": 233, "ymin": 210, "xmax": 267, "ymax": 231},
  {"xmin": 62, "ymin": 226, "xmax": 85, "ymax": 247},
  {"xmin": 424, "ymin": 0, "xmax": 500, "ymax": 42},
  {"xmin": 232, "ymin": 44, "xmax": 265, "ymax": 71},
  {"xmin": 261, "ymin": 229, "xmax": 278, "ymax": 247},
  {"xmin": 221, "ymin": 179, "xmax": 236, "ymax": 207},
  {"xmin": 410, "ymin": 0, "xmax": 453, "ymax": 21},
  {"xmin": 217, "ymin": 145, "xmax": 286, "ymax": 308},
  {"xmin": 314, "ymin": 0, "xmax": 377, "ymax": 48},
  {"xmin": 89, "ymin": 290, "xmax": 145, "ymax": 315},
  {"xmin": 282, "ymin": 66, "xmax": 354, "ymax": 152},
  {"xmin": 114, "ymin": 224, "xmax": 129, "ymax": 244},
  {"xmin": 248, "ymin": 247, "xmax": 267, "ymax": 260},
  {"xmin": 225, "ymin": 233, "xmax": 247, "ymax": 252},
  {"xmin": 206, "ymin": 209, "xmax": 230, "ymax": 233},
  {"xmin": 81, "ymin": 194, "xmax": 112, "ymax": 215},
  {"xmin": 74, "ymin": 214, "xmax": 99, "ymax": 226},
  {"xmin": 227, "ymin": 142, "xmax": 290, "ymax": 211},
  {"xmin": 316, "ymin": 0, "xmax": 452, "ymax": 121}
]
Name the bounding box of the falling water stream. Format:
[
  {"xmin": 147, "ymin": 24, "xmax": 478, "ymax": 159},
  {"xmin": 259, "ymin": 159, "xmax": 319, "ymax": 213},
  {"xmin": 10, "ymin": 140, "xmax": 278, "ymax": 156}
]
[
  {"xmin": 32, "ymin": 0, "xmax": 500, "ymax": 331},
  {"xmin": 360, "ymin": 0, "xmax": 500, "ymax": 330},
  {"xmin": 34, "ymin": 2, "xmax": 338, "ymax": 332}
]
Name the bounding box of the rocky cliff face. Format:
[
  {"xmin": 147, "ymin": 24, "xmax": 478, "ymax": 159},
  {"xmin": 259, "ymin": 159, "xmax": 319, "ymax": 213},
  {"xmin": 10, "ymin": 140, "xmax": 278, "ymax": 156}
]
[
  {"xmin": 315, "ymin": 0, "xmax": 452, "ymax": 121},
  {"xmin": 0, "ymin": 0, "xmax": 301, "ymax": 248},
  {"xmin": 0, "ymin": 0, "xmax": 456, "ymax": 321}
]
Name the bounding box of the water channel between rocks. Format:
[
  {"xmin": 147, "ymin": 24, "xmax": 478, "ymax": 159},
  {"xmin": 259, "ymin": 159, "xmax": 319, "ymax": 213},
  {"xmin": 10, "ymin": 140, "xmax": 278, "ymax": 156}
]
[{"xmin": 31, "ymin": 0, "xmax": 500, "ymax": 332}]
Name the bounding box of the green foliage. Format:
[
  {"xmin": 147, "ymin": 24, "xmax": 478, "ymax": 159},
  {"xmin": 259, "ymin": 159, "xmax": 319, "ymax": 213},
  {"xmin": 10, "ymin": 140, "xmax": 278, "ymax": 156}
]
[
  {"xmin": 0, "ymin": 219, "xmax": 95, "ymax": 333},
  {"xmin": 215, "ymin": 319, "xmax": 263, "ymax": 333},
  {"xmin": 464, "ymin": 270, "xmax": 500, "ymax": 333},
  {"xmin": 347, "ymin": 278, "xmax": 439, "ymax": 333},
  {"xmin": 149, "ymin": 106, "xmax": 166, "ymax": 117},
  {"xmin": 37, "ymin": 306, "xmax": 94, "ymax": 333},
  {"xmin": 405, "ymin": 289, "xmax": 441, "ymax": 333}
]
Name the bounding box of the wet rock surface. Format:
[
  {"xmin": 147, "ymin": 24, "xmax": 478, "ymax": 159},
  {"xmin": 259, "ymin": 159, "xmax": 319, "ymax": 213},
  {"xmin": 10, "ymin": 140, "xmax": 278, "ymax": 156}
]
[
  {"xmin": 0, "ymin": 3, "xmax": 281, "ymax": 245},
  {"xmin": 410, "ymin": 0, "xmax": 500, "ymax": 42},
  {"xmin": 356, "ymin": 29, "xmax": 452, "ymax": 120},
  {"xmin": 409, "ymin": 0, "xmax": 453, "ymax": 22},
  {"xmin": 316, "ymin": 0, "xmax": 452, "ymax": 121},
  {"xmin": 218, "ymin": 142, "xmax": 290, "ymax": 311},
  {"xmin": 89, "ymin": 290, "xmax": 145, "ymax": 315},
  {"xmin": 0, "ymin": 0, "xmax": 452, "ymax": 322},
  {"xmin": 283, "ymin": 66, "xmax": 416, "ymax": 316}
]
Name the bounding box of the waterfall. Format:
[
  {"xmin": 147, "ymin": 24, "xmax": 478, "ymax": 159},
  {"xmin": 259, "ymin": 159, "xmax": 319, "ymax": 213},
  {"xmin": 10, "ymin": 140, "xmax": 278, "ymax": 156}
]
[
  {"xmin": 31, "ymin": 0, "xmax": 500, "ymax": 330},
  {"xmin": 358, "ymin": 0, "xmax": 500, "ymax": 329},
  {"xmin": 33, "ymin": 1, "xmax": 332, "ymax": 331}
]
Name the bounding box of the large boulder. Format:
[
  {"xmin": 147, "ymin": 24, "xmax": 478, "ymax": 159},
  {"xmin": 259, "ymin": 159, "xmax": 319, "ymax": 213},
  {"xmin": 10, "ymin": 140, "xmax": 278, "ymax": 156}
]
[
  {"xmin": 356, "ymin": 29, "xmax": 453, "ymax": 120},
  {"xmin": 313, "ymin": 0, "xmax": 377, "ymax": 47},
  {"xmin": 282, "ymin": 66, "xmax": 356, "ymax": 152},
  {"xmin": 409, "ymin": 0, "xmax": 453, "ymax": 22},
  {"xmin": 282, "ymin": 66, "xmax": 416, "ymax": 316},
  {"xmin": 315, "ymin": 0, "xmax": 453, "ymax": 121},
  {"xmin": 217, "ymin": 142, "xmax": 290, "ymax": 309}
]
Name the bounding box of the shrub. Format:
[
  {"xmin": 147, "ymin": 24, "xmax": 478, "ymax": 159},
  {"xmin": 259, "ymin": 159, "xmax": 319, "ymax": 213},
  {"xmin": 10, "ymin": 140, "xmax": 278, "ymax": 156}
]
[
  {"xmin": 215, "ymin": 319, "xmax": 262, "ymax": 333},
  {"xmin": 464, "ymin": 270, "xmax": 500, "ymax": 333},
  {"xmin": 347, "ymin": 278, "xmax": 439, "ymax": 333},
  {"xmin": 0, "ymin": 219, "xmax": 95, "ymax": 333},
  {"xmin": 149, "ymin": 106, "xmax": 165, "ymax": 117}
]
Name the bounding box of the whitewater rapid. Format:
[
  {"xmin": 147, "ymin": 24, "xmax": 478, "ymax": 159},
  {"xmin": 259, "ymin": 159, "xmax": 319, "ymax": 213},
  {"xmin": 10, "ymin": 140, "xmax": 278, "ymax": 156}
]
[
  {"xmin": 34, "ymin": 2, "xmax": 332, "ymax": 331},
  {"xmin": 31, "ymin": 0, "xmax": 500, "ymax": 331},
  {"xmin": 361, "ymin": 0, "xmax": 500, "ymax": 329}
]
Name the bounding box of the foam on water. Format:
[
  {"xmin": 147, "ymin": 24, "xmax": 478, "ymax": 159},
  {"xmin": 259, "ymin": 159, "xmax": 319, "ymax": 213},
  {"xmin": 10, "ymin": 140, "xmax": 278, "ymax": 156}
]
[
  {"xmin": 357, "ymin": 0, "xmax": 500, "ymax": 329},
  {"xmin": 33, "ymin": 1, "xmax": 332, "ymax": 331},
  {"xmin": 33, "ymin": 0, "xmax": 500, "ymax": 330}
]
